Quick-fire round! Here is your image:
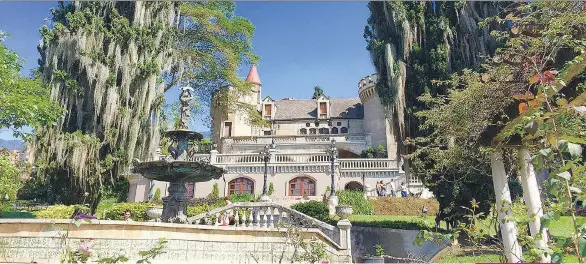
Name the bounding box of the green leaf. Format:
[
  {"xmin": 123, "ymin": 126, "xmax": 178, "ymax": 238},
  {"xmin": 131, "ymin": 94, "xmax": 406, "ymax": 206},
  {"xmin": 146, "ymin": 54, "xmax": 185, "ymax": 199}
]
[
  {"xmin": 83, "ymin": 218, "xmax": 93, "ymax": 224},
  {"xmin": 557, "ymin": 171, "xmax": 571, "ymax": 181},
  {"xmin": 551, "ymin": 252, "xmax": 563, "ymax": 263},
  {"xmin": 568, "ymin": 142, "xmax": 583, "ymax": 158},
  {"xmin": 579, "ymin": 237, "xmax": 586, "ymax": 257},
  {"xmin": 561, "ymin": 135, "xmax": 586, "ymax": 145},
  {"xmin": 74, "ymin": 218, "xmax": 82, "ymax": 228},
  {"xmin": 539, "ymin": 148, "xmax": 553, "ymax": 157},
  {"xmin": 570, "ymin": 186, "xmax": 583, "ymax": 194}
]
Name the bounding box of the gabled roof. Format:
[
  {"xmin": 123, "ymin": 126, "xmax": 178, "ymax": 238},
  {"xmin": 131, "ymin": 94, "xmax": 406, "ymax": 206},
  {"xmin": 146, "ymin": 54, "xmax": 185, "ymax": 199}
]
[
  {"xmin": 272, "ymin": 98, "xmax": 363, "ymax": 120},
  {"xmin": 263, "ymin": 96, "xmax": 274, "ymax": 102}
]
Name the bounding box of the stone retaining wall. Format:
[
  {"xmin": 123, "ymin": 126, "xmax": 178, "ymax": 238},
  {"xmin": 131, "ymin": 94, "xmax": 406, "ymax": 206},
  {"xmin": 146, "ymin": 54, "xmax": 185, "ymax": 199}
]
[{"xmin": 0, "ymin": 219, "xmax": 349, "ymax": 263}]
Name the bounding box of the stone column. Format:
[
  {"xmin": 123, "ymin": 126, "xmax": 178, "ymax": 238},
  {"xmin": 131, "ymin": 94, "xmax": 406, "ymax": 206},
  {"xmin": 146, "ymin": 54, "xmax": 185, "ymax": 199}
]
[
  {"xmin": 210, "ymin": 149, "xmax": 218, "ymax": 165},
  {"xmin": 491, "ymin": 150, "xmax": 523, "ymax": 263},
  {"xmin": 518, "ymin": 147, "xmax": 550, "ymax": 262},
  {"xmin": 337, "ymin": 219, "xmax": 353, "ymax": 263}
]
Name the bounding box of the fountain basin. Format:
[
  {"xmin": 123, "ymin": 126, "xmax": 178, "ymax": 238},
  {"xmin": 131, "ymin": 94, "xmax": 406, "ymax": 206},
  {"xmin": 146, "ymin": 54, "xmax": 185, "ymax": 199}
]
[
  {"xmin": 132, "ymin": 160, "xmax": 225, "ymax": 182},
  {"xmin": 163, "ymin": 129, "xmax": 203, "ymax": 142}
]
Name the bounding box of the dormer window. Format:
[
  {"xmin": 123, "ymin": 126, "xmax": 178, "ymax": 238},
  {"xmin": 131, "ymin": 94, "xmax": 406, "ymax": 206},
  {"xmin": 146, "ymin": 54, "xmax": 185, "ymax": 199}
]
[
  {"xmin": 316, "ymin": 95, "xmax": 329, "ymax": 119},
  {"xmin": 262, "ymin": 96, "xmax": 275, "ymax": 120},
  {"xmin": 264, "ymin": 104, "xmax": 272, "ymax": 120},
  {"xmin": 319, "ymin": 102, "xmax": 328, "ymax": 118}
]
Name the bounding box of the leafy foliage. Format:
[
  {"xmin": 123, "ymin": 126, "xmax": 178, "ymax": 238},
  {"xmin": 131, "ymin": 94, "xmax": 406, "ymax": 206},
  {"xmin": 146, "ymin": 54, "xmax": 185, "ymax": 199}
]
[
  {"xmin": 291, "ymin": 201, "xmax": 329, "ymax": 222},
  {"xmin": 0, "ymin": 153, "xmax": 22, "ymax": 202},
  {"xmin": 0, "ymin": 29, "xmax": 63, "ymax": 138},
  {"xmin": 336, "ymin": 190, "xmax": 374, "ymax": 215},
  {"xmin": 268, "ymin": 182, "xmax": 274, "ymax": 196},
  {"xmin": 359, "ymin": 145, "xmax": 388, "ymax": 158},
  {"xmin": 36, "ymin": 204, "xmax": 90, "ymax": 219},
  {"xmin": 103, "ymin": 202, "xmax": 158, "ymax": 221},
  {"xmin": 210, "ymin": 183, "xmax": 219, "ymax": 198},
  {"xmin": 229, "ymin": 193, "xmax": 255, "ymax": 203},
  {"xmin": 409, "ymin": 1, "xmax": 586, "ymax": 262}
]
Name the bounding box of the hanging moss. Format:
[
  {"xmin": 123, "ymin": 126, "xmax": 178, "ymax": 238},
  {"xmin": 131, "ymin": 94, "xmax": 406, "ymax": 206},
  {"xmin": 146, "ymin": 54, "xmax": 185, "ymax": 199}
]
[
  {"xmin": 33, "ymin": 2, "xmax": 178, "ymax": 209},
  {"xmin": 364, "ymin": 1, "xmax": 504, "ymax": 159}
]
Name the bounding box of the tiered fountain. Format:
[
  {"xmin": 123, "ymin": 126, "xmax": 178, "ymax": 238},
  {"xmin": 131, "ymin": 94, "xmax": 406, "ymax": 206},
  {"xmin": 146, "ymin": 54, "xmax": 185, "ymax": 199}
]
[{"xmin": 132, "ymin": 87, "xmax": 225, "ymax": 223}]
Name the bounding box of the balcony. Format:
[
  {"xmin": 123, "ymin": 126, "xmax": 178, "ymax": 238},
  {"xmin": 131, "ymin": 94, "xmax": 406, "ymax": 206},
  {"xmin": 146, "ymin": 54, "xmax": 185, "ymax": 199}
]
[{"xmin": 222, "ymin": 134, "xmax": 371, "ymax": 147}]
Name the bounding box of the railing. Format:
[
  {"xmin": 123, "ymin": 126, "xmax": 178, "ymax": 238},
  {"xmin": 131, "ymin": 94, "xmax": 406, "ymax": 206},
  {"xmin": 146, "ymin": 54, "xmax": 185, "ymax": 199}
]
[
  {"xmin": 339, "ymin": 158, "xmax": 396, "ymax": 170},
  {"xmin": 189, "ymin": 154, "xmax": 211, "ymax": 163},
  {"xmin": 274, "ymin": 152, "xmax": 330, "ymax": 163},
  {"xmin": 187, "ymin": 202, "xmax": 340, "ymax": 245},
  {"xmin": 226, "ymin": 134, "xmax": 370, "ymax": 145},
  {"xmin": 215, "ymin": 153, "xmax": 264, "ymax": 164}
]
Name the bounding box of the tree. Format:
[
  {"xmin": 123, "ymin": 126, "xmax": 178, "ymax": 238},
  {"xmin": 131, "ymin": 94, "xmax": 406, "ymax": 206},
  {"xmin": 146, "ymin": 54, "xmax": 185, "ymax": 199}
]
[
  {"xmin": 0, "ymin": 29, "xmax": 63, "ymax": 139},
  {"xmin": 32, "ymin": 2, "xmax": 259, "ymax": 210},
  {"xmin": 311, "ymin": 86, "xmax": 324, "ymax": 99},
  {"xmin": 412, "ymin": 2, "xmax": 586, "ymax": 262},
  {"xmin": 0, "ymin": 152, "xmax": 22, "ymax": 202}
]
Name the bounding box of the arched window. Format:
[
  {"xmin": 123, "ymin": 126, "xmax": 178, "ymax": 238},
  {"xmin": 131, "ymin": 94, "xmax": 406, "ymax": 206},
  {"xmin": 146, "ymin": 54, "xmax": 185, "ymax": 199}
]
[
  {"xmin": 319, "ymin": 128, "xmax": 329, "ymax": 134},
  {"xmin": 331, "ymin": 127, "xmax": 339, "ymax": 134},
  {"xmin": 341, "ymin": 127, "xmax": 348, "ymax": 134},
  {"xmin": 228, "ymin": 178, "xmax": 254, "ymax": 195},
  {"xmin": 309, "ymin": 128, "xmax": 317, "ymax": 135},
  {"xmin": 289, "ymin": 177, "xmax": 316, "ymax": 196},
  {"xmin": 344, "ymin": 181, "xmax": 363, "ymax": 191},
  {"xmin": 300, "ymin": 128, "xmax": 307, "ymax": 135}
]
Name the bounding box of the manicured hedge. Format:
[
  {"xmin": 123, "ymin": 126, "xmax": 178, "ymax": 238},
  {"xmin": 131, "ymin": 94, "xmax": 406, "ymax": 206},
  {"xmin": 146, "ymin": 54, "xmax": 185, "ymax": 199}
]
[
  {"xmin": 36, "ymin": 205, "xmax": 90, "ymax": 219},
  {"xmin": 103, "ymin": 202, "xmax": 158, "ymax": 221},
  {"xmin": 187, "ymin": 200, "xmax": 227, "ymax": 217},
  {"xmin": 370, "ymin": 197, "xmax": 439, "ymax": 216},
  {"xmin": 291, "ymin": 201, "xmax": 329, "ymax": 222},
  {"xmin": 336, "ymin": 190, "xmax": 374, "ymax": 215}
]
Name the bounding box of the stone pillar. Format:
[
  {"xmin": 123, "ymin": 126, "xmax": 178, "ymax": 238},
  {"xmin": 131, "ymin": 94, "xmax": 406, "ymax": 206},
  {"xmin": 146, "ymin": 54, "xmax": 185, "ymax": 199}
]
[
  {"xmin": 518, "ymin": 147, "xmax": 550, "ymax": 262},
  {"xmin": 210, "ymin": 149, "xmax": 218, "ymax": 165},
  {"xmin": 328, "ymin": 196, "xmax": 339, "ymax": 216},
  {"xmin": 491, "ymin": 150, "xmax": 523, "ymax": 263},
  {"xmin": 337, "ymin": 219, "xmax": 353, "ymax": 263}
]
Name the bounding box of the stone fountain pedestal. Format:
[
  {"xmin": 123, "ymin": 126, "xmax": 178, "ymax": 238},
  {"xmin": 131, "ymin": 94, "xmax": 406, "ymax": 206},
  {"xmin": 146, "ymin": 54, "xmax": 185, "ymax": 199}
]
[{"xmin": 161, "ymin": 181, "xmax": 189, "ymax": 223}]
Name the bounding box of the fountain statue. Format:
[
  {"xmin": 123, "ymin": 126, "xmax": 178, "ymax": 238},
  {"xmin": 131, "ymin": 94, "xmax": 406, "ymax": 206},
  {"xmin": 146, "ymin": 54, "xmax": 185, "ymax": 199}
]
[{"xmin": 132, "ymin": 87, "xmax": 225, "ymax": 223}]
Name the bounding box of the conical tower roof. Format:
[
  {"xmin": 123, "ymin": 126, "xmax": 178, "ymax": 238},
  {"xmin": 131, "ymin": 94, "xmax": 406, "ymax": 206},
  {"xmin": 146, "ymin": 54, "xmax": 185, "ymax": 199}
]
[{"xmin": 245, "ymin": 65, "xmax": 261, "ymax": 85}]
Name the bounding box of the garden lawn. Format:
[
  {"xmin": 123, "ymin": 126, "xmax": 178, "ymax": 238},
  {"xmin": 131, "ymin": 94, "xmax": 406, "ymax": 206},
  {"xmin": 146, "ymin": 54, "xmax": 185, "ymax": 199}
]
[{"xmin": 346, "ymin": 215, "xmax": 437, "ymax": 230}]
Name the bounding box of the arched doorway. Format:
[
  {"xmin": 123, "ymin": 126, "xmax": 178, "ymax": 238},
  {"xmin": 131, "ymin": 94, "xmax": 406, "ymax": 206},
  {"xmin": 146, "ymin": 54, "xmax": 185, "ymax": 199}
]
[
  {"xmin": 228, "ymin": 177, "xmax": 255, "ymax": 195},
  {"xmin": 289, "ymin": 177, "xmax": 316, "ymax": 196},
  {"xmin": 345, "ymin": 181, "xmax": 363, "ymax": 191}
]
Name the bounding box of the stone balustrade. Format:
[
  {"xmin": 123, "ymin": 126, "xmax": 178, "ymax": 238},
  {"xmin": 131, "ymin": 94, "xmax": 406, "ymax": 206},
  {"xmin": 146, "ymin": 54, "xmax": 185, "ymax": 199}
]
[
  {"xmin": 224, "ymin": 134, "xmax": 371, "ymax": 146},
  {"xmin": 188, "ymin": 202, "xmax": 340, "ymax": 245},
  {"xmin": 339, "ymin": 158, "xmax": 396, "ymax": 170},
  {"xmin": 185, "ymin": 152, "xmax": 406, "ymax": 176}
]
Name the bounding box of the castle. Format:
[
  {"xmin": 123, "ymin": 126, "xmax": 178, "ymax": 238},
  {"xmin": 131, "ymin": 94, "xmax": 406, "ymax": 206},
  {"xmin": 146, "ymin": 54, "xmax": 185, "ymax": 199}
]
[{"xmin": 128, "ymin": 66, "xmax": 426, "ymax": 204}]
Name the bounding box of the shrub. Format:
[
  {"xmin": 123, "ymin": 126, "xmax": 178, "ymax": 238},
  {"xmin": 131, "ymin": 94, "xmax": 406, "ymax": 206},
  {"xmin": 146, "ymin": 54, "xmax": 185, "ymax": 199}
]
[
  {"xmin": 103, "ymin": 202, "xmax": 158, "ymax": 221},
  {"xmin": 370, "ymin": 197, "xmax": 439, "ymax": 216},
  {"xmin": 186, "ymin": 198, "xmax": 226, "ymax": 217},
  {"xmin": 153, "ymin": 188, "xmax": 161, "ymax": 201},
  {"xmin": 336, "ymin": 190, "xmax": 373, "ymax": 215},
  {"xmin": 268, "ymin": 182, "xmax": 274, "ymax": 196},
  {"xmin": 291, "ymin": 201, "xmax": 329, "ymax": 222},
  {"xmin": 210, "ymin": 183, "xmax": 219, "ymax": 198},
  {"xmin": 229, "ymin": 193, "xmax": 255, "ymax": 203},
  {"xmin": 36, "ymin": 205, "xmax": 90, "ymax": 219}
]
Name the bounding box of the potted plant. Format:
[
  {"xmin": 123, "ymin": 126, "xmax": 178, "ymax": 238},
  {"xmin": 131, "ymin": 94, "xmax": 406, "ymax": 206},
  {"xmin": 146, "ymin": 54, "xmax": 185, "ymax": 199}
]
[{"xmin": 360, "ymin": 245, "xmax": 385, "ymax": 263}]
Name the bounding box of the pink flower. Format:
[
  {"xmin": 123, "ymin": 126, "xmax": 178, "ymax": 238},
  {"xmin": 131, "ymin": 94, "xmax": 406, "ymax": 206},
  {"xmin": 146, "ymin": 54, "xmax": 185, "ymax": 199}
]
[{"xmin": 78, "ymin": 241, "xmax": 93, "ymax": 255}]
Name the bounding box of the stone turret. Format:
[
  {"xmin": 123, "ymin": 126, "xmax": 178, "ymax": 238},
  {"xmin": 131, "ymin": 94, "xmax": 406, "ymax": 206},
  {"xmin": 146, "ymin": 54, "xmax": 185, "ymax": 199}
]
[{"xmin": 358, "ymin": 74, "xmax": 398, "ymax": 161}]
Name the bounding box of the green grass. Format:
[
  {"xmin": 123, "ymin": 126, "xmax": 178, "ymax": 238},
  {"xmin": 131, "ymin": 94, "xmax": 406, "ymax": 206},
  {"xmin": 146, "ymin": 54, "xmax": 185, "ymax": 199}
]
[{"xmin": 329, "ymin": 215, "xmax": 440, "ymax": 230}]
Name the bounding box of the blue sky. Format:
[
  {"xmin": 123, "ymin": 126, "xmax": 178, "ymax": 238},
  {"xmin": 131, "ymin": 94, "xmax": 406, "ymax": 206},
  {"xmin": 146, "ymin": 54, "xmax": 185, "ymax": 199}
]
[{"xmin": 0, "ymin": 2, "xmax": 375, "ymax": 140}]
